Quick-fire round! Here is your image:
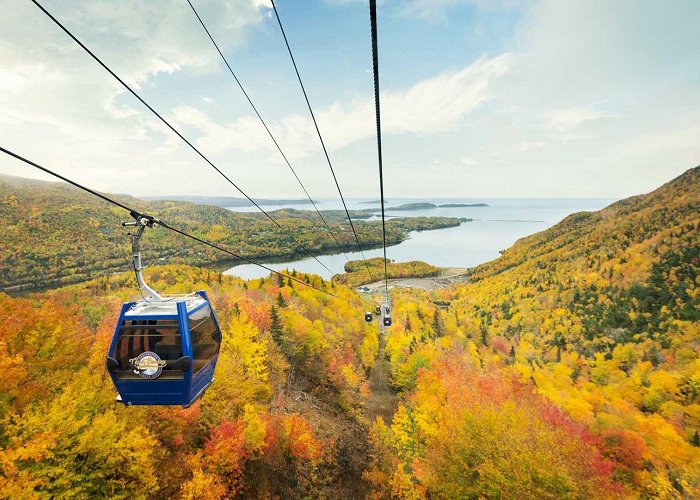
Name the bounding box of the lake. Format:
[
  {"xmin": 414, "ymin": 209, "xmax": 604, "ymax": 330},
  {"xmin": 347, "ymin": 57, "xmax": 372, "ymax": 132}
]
[{"xmin": 223, "ymin": 198, "xmax": 616, "ymax": 280}]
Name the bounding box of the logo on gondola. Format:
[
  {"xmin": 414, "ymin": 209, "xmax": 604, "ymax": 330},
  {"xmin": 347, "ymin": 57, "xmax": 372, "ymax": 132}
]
[{"xmin": 130, "ymin": 351, "xmax": 167, "ymax": 379}]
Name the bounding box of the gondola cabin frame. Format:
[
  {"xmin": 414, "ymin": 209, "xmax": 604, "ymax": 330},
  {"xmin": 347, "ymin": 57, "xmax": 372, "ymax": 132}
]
[{"xmin": 106, "ymin": 290, "xmax": 222, "ymax": 407}]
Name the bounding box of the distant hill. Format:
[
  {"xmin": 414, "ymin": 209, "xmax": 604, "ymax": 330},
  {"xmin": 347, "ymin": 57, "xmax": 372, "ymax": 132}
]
[
  {"xmin": 386, "ymin": 202, "xmax": 489, "ymax": 210},
  {"xmin": 470, "ymin": 166, "xmax": 699, "ymax": 284},
  {"xmin": 0, "ymin": 174, "xmax": 462, "ymax": 291},
  {"xmin": 140, "ymin": 195, "xmax": 315, "ymax": 207}
]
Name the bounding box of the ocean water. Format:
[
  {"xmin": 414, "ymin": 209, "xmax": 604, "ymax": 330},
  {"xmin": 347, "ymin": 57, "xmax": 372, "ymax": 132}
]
[{"xmin": 223, "ymin": 198, "xmax": 616, "ymax": 280}]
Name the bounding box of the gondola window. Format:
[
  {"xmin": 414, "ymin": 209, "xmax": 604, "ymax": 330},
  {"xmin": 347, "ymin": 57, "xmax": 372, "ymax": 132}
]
[{"xmin": 188, "ymin": 305, "xmax": 221, "ymax": 374}]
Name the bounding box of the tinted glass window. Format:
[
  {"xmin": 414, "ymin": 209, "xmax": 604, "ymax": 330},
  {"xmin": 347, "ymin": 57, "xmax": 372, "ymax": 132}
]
[
  {"xmin": 114, "ymin": 319, "xmax": 183, "ymax": 379},
  {"xmin": 188, "ymin": 305, "xmax": 221, "ymax": 373}
]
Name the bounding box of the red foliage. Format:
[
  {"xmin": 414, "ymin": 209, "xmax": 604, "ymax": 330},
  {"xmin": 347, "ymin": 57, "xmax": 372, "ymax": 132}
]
[
  {"xmin": 599, "ymin": 428, "xmax": 648, "ymax": 472},
  {"xmin": 263, "ymin": 415, "xmax": 283, "ymax": 460},
  {"xmin": 491, "ymin": 335, "xmax": 511, "ymax": 355},
  {"xmin": 205, "ymin": 419, "xmax": 248, "ymax": 471},
  {"xmin": 260, "ymin": 413, "xmax": 322, "ymax": 462},
  {"xmin": 284, "ymin": 414, "xmax": 322, "ymax": 461},
  {"xmin": 411, "ymin": 355, "xmax": 619, "ymax": 495},
  {"xmin": 240, "ymin": 301, "xmax": 271, "ymax": 331}
]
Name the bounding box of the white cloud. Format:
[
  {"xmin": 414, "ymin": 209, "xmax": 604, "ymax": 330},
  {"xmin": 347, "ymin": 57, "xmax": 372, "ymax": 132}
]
[
  {"xmin": 514, "ymin": 141, "xmax": 545, "ymax": 152},
  {"xmin": 402, "ymin": 0, "xmax": 518, "ymax": 21},
  {"xmin": 312, "ymin": 56, "xmax": 510, "ymax": 151},
  {"xmin": 433, "ymin": 0, "xmax": 700, "ymax": 197},
  {"xmin": 170, "ymin": 106, "xmax": 272, "ymax": 154},
  {"xmin": 610, "ymin": 123, "xmax": 700, "ymax": 161},
  {"xmin": 170, "ymin": 54, "xmax": 511, "ymax": 160},
  {"xmin": 541, "ymin": 107, "xmax": 618, "ymax": 134},
  {"xmin": 383, "ymin": 55, "xmax": 511, "ymax": 134},
  {"xmin": 0, "ymin": 0, "xmax": 271, "ymax": 195},
  {"xmin": 1, "ymin": 0, "xmax": 698, "ymax": 199}
]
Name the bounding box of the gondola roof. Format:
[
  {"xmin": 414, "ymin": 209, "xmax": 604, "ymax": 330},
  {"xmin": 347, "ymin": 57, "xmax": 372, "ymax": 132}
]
[{"xmin": 124, "ymin": 296, "xmax": 207, "ymax": 317}]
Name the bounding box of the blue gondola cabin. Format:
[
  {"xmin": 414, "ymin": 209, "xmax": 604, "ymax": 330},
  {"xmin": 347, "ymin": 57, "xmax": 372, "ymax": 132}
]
[{"xmin": 106, "ymin": 291, "xmax": 222, "ymax": 407}]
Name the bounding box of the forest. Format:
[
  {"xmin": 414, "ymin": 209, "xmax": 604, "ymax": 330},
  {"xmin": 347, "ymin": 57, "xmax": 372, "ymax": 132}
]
[
  {"xmin": 0, "ymin": 167, "xmax": 698, "ymax": 498},
  {"xmin": 370, "ymin": 166, "xmax": 699, "ymax": 497},
  {"xmin": 334, "ymin": 257, "xmax": 440, "ymax": 287},
  {"xmin": 0, "ymin": 174, "xmax": 461, "ymax": 291}
]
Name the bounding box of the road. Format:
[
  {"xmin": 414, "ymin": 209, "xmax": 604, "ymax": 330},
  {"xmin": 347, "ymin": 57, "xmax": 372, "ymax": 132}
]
[{"xmin": 357, "ymin": 267, "xmax": 469, "ymax": 293}]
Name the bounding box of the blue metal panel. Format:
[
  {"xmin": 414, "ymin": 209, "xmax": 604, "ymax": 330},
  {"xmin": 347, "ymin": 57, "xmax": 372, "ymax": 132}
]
[
  {"xmin": 187, "ymin": 377, "xmax": 215, "ymax": 408},
  {"xmin": 177, "ymin": 301, "xmax": 194, "ymax": 401},
  {"xmin": 114, "ymin": 378, "xmax": 189, "ymax": 406},
  {"xmin": 178, "ymin": 301, "xmax": 193, "ymax": 359}
]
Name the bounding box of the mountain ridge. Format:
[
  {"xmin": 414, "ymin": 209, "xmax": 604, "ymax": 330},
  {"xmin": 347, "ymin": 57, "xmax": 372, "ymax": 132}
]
[{"xmin": 0, "ymin": 173, "xmax": 462, "ymax": 290}]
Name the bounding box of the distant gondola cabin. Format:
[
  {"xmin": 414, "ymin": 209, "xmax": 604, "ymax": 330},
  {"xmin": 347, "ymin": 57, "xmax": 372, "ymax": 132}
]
[{"xmin": 106, "ymin": 291, "xmax": 221, "ymax": 407}]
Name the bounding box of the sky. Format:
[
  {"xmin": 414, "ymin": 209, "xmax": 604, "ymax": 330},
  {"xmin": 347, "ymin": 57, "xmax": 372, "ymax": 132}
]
[{"xmin": 1, "ymin": 0, "xmax": 698, "ymax": 199}]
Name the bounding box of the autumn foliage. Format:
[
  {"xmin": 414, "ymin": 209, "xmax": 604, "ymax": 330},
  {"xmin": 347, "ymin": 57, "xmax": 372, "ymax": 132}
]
[
  {"xmin": 0, "ymin": 167, "xmax": 698, "ymax": 497},
  {"xmin": 334, "ymin": 257, "xmax": 440, "ymax": 287},
  {"xmin": 0, "ymin": 265, "xmax": 373, "ymax": 498},
  {"xmin": 374, "ymin": 167, "xmax": 700, "ymax": 497}
]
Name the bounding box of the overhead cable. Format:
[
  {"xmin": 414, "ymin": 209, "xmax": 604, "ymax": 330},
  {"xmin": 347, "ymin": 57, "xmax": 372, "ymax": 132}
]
[
  {"xmin": 0, "ymin": 145, "xmax": 358, "ymax": 304},
  {"xmin": 368, "ymin": 0, "xmax": 389, "ymax": 295},
  {"xmin": 30, "ymin": 0, "xmax": 336, "ymax": 278},
  {"xmin": 186, "ymin": 0, "xmax": 351, "ymax": 264},
  {"xmin": 270, "ymin": 0, "xmax": 377, "ymax": 283}
]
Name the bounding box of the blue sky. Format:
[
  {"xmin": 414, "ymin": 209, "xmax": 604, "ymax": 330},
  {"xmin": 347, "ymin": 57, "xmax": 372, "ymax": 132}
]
[{"xmin": 1, "ymin": 0, "xmax": 698, "ymax": 199}]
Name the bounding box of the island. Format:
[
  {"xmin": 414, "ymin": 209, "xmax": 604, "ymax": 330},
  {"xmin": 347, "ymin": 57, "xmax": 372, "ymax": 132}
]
[
  {"xmin": 333, "ymin": 257, "xmax": 440, "ymax": 287},
  {"xmin": 439, "ymin": 203, "xmax": 489, "ymax": 207},
  {"xmin": 386, "ymin": 202, "xmax": 437, "ymax": 210},
  {"xmin": 386, "ymin": 202, "xmax": 489, "ymax": 211}
]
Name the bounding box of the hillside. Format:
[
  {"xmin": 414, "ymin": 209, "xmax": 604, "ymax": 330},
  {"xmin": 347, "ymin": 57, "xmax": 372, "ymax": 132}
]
[
  {"xmin": 0, "ymin": 174, "xmax": 462, "ymax": 291},
  {"xmin": 375, "ymin": 166, "xmax": 699, "ymax": 497},
  {"xmin": 140, "ymin": 195, "xmax": 315, "ymax": 207},
  {"xmin": 0, "ymin": 266, "xmax": 379, "ymax": 498},
  {"xmin": 0, "ymin": 168, "xmax": 697, "ymax": 498}
]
